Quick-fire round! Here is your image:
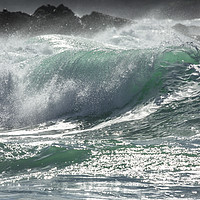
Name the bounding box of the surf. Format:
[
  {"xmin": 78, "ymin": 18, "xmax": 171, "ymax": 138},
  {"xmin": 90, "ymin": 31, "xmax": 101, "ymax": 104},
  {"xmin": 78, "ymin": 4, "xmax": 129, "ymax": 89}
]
[
  {"xmin": 0, "ymin": 19, "xmax": 200, "ymax": 200},
  {"xmin": 0, "ymin": 32, "xmax": 200, "ymax": 128}
]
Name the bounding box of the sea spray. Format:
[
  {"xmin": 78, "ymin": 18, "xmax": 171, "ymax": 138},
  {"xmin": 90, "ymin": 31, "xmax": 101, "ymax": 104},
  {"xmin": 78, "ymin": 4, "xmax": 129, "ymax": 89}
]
[
  {"xmin": 0, "ymin": 20, "xmax": 200, "ymax": 200},
  {"xmin": 1, "ymin": 37, "xmax": 199, "ymax": 127}
]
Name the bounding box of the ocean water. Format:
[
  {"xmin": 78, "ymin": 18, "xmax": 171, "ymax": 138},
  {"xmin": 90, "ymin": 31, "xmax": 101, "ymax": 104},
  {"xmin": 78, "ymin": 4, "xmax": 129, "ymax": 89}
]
[{"xmin": 0, "ymin": 19, "xmax": 200, "ymax": 199}]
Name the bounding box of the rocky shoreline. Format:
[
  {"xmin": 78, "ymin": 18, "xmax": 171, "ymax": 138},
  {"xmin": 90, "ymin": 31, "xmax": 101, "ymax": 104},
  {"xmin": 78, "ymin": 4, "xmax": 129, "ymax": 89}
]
[{"xmin": 0, "ymin": 4, "xmax": 132, "ymax": 37}]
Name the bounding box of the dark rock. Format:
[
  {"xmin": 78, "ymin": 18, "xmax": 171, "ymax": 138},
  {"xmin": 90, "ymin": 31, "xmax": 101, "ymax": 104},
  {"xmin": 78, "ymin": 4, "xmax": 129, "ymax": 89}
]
[
  {"xmin": 55, "ymin": 4, "xmax": 74, "ymax": 16},
  {"xmin": 3, "ymin": 9, "xmax": 8, "ymax": 13},
  {"xmin": 33, "ymin": 4, "xmax": 74, "ymax": 18},
  {"xmin": 32, "ymin": 5, "xmax": 56, "ymax": 18},
  {"xmin": 0, "ymin": 10, "xmax": 31, "ymax": 35},
  {"xmin": 33, "ymin": 5, "xmax": 56, "ymax": 18},
  {"xmin": 81, "ymin": 11, "xmax": 132, "ymax": 34},
  {"xmin": 0, "ymin": 4, "xmax": 132, "ymax": 36},
  {"xmin": 31, "ymin": 4, "xmax": 82, "ymax": 35}
]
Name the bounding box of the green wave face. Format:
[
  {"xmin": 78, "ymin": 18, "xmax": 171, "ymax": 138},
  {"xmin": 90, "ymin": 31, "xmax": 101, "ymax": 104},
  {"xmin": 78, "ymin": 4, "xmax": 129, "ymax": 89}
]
[
  {"xmin": 0, "ymin": 145, "xmax": 91, "ymax": 173},
  {"xmin": 24, "ymin": 43, "xmax": 199, "ymax": 120},
  {"xmin": 25, "ymin": 48, "xmax": 159, "ymax": 118},
  {"xmin": 0, "ymin": 35, "xmax": 200, "ymax": 127}
]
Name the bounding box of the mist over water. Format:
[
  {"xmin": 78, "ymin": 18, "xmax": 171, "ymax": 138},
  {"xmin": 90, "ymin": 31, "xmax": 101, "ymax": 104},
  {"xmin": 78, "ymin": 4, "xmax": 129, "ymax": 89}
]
[{"xmin": 0, "ymin": 19, "xmax": 200, "ymax": 199}]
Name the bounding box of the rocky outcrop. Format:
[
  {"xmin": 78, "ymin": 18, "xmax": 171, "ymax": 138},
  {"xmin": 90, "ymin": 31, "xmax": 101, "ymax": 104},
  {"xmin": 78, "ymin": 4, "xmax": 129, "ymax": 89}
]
[
  {"xmin": 173, "ymin": 23, "xmax": 200, "ymax": 41},
  {"xmin": 31, "ymin": 4, "xmax": 82, "ymax": 35},
  {"xmin": 0, "ymin": 9, "xmax": 32, "ymax": 34},
  {"xmin": 0, "ymin": 4, "xmax": 132, "ymax": 36},
  {"xmin": 81, "ymin": 11, "xmax": 131, "ymax": 35}
]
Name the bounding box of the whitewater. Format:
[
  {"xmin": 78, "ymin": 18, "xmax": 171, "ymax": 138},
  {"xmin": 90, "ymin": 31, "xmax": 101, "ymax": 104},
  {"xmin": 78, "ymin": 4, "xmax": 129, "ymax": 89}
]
[{"xmin": 0, "ymin": 19, "xmax": 200, "ymax": 199}]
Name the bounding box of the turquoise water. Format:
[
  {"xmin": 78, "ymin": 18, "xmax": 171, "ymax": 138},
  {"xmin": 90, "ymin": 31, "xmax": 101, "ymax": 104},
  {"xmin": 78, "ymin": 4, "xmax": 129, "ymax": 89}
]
[{"xmin": 0, "ymin": 19, "xmax": 200, "ymax": 199}]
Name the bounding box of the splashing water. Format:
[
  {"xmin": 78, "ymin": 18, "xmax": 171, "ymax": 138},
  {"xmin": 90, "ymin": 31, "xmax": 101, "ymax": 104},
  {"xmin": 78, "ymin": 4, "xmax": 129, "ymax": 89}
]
[{"xmin": 0, "ymin": 19, "xmax": 200, "ymax": 200}]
